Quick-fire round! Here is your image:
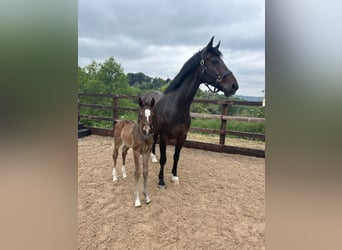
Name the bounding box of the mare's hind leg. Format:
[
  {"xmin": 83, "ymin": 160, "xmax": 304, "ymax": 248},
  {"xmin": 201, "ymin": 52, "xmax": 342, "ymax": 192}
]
[
  {"xmin": 142, "ymin": 153, "xmax": 151, "ymax": 204},
  {"xmin": 171, "ymin": 137, "xmax": 186, "ymax": 184},
  {"xmin": 150, "ymin": 133, "xmax": 158, "ymax": 163},
  {"xmin": 121, "ymin": 145, "xmax": 129, "ymax": 178},
  {"xmin": 112, "ymin": 139, "xmax": 122, "ymax": 182},
  {"xmin": 158, "ymin": 136, "xmax": 167, "ymax": 188},
  {"xmin": 133, "ymin": 150, "xmax": 141, "ymax": 207}
]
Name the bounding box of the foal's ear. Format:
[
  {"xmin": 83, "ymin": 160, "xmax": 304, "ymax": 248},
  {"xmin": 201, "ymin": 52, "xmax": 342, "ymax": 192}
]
[
  {"xmin": 138, "ymin": 97, "xmax": 143, "ymax": 107},
  {"xmin": 150, "ymin": 98, "xmax": 155, "ymax": 108}
]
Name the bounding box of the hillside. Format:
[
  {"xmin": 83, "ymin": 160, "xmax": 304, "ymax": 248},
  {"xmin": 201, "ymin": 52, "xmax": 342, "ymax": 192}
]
[{"xmin": 235, "ymin": 95, "xmax": 263, "ymax": 102}]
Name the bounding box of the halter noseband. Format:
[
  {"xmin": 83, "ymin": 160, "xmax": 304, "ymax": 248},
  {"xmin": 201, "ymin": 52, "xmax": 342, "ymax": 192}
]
[{"xmin": 200, "ymin": 50, "xmax": 232, "ymax": 93}]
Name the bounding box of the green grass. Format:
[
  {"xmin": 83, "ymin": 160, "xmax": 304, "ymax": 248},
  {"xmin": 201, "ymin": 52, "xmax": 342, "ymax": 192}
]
[
  {"xmin": 227, "ymin": 120, "xmax": 265, "ymax": 134},
  {"xmin": 191, "ymin": 118, "xmax": 220, "ymax": 129},
  {"xmin": 191, "ymin": 118, "xmax": 265, "ymax": 134}
]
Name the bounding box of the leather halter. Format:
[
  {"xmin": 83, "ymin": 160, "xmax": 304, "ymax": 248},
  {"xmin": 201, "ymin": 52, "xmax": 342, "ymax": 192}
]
[{"xmin": 200, "ymin": 50, "xmax": 232, "ymax": 93}]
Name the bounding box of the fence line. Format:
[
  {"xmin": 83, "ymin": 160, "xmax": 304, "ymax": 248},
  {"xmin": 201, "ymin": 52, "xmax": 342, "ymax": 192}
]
[{"xmin": 78, "ymin": 93, "xmax": 265, "ymax": 158}]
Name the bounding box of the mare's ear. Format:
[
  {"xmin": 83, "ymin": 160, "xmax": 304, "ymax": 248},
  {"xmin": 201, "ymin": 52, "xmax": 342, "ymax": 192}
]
[
  {"xmin": 150, "ymin": 98, "xmax": 155, "ymax": 108},
  {"xmin": 206, "ymin": 36, "xmax": 215, "ymax": 49},
  {"xmin": 214, "ymin": 40, "xmax": 221, "ymax": 49},
  {"xmin": 138, "ymin": 97, "xmax": 143, "ymax": 107}
]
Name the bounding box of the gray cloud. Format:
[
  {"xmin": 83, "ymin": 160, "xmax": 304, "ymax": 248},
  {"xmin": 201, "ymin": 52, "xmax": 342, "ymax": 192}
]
[{"xmin": 79, "ymin": 0, "xmax": 264, "ymax": 96}]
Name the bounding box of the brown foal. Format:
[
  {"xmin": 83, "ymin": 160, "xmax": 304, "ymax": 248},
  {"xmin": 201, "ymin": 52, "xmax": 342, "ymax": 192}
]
[{"xmin": 112, "ymin": 97, "xmax": 155, "ymax": 207}]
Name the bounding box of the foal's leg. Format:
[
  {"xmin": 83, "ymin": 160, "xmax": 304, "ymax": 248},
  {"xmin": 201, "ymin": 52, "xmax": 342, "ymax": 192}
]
[
  {"xmin": 158, "ymin": 136, "xmax": 167, "ymax": 188},
  {"xmin": 121, "ymin": 145, "xmax": 129, "ymax": 178},
  {"xmin": 133, "ymin": 150, "xmax": 141, "ymax": 207},
  {"xmin": 150, "ymin": 133, "xmax": 158, "ymax": 163},
  {"xmin": 112, "ymin": 139, "xmax": 122, "ymax": 182},
  {"xmin": 142, "ymin": 153, "xmax": 151, "ymax": 204}
]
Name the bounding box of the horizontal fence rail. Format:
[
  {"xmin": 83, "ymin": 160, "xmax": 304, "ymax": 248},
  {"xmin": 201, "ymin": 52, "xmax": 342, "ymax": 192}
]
[
  {"xmin": 190, "ymin": 112, "xmax": 265, "ymax": 123},
  {"xmin": 78, "ymin": 93, "xmax": 265, "ymax": 158}
]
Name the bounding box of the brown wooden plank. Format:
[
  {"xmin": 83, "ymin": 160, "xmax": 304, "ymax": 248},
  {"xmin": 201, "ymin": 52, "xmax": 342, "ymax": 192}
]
[
  {"xmin": 190, "ymin": 112, "xmax": 265, "ymax": 122},
  {"xmin": 228, "ymin": 131, "xmax": 265, "ymax": 140},
  {"xmin": 189, "ymin": 127, "xmax": 265, "ymax": 140},
  {"xmin": 183, "ymin": 140, "xmax": 265, "ymax": 158},
  {"xmin": 84, "ymin": 126, "xmax": 113, "ymax": 137},
  {"xmin": 79, "ymin": 115, "xmax": 113, "ymax": 121},
  {"xmin": 192, "ymin": 99, "xmax": 263, "ymax": 106},
  {"xmin": 116, "ymin": 107, "xmax": 139, "ymax": 112},
  {"xmin": 79, "ymin": 103, "xmax": 113, "ymax": 110},
  {"xmin": 189, "ymin": 127, "xmax": 221, "ymax": 134},
  {"xmin": 78, "ymin": 93, "xmax": 113, "ymax": 98}
]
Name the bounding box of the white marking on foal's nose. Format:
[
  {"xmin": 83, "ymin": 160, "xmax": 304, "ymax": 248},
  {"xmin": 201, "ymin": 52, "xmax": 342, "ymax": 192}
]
[{"xmin": 145, "ymin": 109, "xmax": 151, "ymax": 122}]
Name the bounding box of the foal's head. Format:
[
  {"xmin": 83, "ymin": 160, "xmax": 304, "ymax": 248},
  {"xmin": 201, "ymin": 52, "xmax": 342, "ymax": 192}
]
[{"xmin": 138, "ymin": 97, "xmax": 155, "ymax": 135}]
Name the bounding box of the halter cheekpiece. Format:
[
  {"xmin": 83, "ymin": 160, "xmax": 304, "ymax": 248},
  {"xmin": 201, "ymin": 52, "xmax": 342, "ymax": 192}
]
[{"xmin": 200, "ymin": 50, "xmax": 232, "ymax": 93}]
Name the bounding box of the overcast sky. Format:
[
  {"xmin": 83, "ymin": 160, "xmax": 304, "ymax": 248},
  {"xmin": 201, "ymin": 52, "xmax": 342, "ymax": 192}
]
[{"xmin": 78, "ymin": 0, "xmax": 264, "ymax": 96}]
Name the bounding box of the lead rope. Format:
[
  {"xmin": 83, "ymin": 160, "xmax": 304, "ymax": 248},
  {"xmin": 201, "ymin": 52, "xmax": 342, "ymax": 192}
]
[{"xmin": 204, "ymin": 83, "xmax": 219, "ymax": 93}]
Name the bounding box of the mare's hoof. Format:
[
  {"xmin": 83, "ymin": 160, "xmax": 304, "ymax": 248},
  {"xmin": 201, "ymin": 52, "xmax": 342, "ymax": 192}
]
[
  {"xmin": 135, "ymin": 201, "xmax": 141, "ymax": 208},
  {"xmin": 151, "ymin": 154, "xmax": 158, "ymax": 163},
  {"xmin": 171, "ymin": 176, "xmax": 179, "ymax": 184},
  {"xmin": 158, "ymin": 184, "xmax": 166, "ymax": 190},
  {"xmin": 145, "ymin": 199, "xmax": 151, "ymax": 204}
]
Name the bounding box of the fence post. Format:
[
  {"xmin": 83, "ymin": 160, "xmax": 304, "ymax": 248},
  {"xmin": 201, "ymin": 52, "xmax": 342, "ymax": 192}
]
[
  {"xmin": 219, "ymin": 103, "xmax": 228, "ymax": 145},
  {"xmin": 113, "ymin": 95, "xmax": 118, "ymax": 129}
]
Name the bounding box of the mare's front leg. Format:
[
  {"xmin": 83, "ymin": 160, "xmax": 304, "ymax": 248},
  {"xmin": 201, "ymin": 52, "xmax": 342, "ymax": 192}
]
[
  {"xmin": 158, "ymin": 136, "xmax": 167, "ymax": 188},
  {"xmin": 142, "ymin": 153, "xmax": 151, "ymax": 204},
  {"xmin": 133, "ymin": 149, "xmax": 141, "ymax": 207},
  {"xmin": 150, "ymin": 133, "xmax": 158, "ymax": 163},
  {"xmin": 171, "ymin": 138, "xmax": 186, "ymax": 185}
]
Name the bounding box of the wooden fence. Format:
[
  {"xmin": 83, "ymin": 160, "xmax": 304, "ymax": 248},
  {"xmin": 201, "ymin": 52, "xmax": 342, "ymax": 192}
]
[{"xmin": 78, "ymin": 93, "xmax": 265, "ymax": 158}]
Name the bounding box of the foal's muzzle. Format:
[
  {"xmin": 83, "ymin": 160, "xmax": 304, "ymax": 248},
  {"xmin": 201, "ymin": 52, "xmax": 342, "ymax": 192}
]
[{"xmin": 143, "ymin": 125, "xmax": 154, "ymax": 136}]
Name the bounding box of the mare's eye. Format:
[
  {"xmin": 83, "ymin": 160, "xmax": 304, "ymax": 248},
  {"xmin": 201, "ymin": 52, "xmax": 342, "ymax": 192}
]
[{"xmin": 211, "ymin": 59, "xmax": 219, "ymax": 65}]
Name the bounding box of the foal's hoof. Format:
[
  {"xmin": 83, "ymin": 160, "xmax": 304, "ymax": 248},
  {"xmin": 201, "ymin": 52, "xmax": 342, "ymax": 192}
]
[
  {"xmin": 135, "ymin": 200, "xmax": 141, "ymax": 208},
  {"xmin": 122, "ymin": 174, "xmax": 127, "ymax": 179},
  {"xmin": 171, "ymin": 176, "xmax": 179, "ymax": 185},
  {"xmin": 158, "ymin": 184, "xmax": 166, "ymax": 190}
]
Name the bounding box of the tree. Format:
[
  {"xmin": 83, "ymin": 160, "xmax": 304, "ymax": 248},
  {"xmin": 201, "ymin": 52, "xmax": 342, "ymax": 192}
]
[
  {"xmin": 127, "ymin": 72, "xmax": 152, "ymax": 86},
  {"xmin": 78, "ymin": 57, "xmax": 141, "ymax": 127},
  {"xmin": 78, "ymin": 57, "xmax": 133, "ymax": 95}
]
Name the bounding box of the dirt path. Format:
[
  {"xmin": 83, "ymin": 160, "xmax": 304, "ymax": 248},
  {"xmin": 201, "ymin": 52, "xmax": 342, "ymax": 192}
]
[{"xmin": 78, "ymin": 135, "xmax": 265, "ymax": 249}]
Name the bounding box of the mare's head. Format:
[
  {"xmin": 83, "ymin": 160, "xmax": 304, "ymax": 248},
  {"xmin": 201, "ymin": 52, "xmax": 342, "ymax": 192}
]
[
  {"xmin": 138, "ymin": 97, "xmax": 155, "ymax": 136},
  {"xmin": 200, "ymin": 36, "xmax": 239, "ymax": 97}
]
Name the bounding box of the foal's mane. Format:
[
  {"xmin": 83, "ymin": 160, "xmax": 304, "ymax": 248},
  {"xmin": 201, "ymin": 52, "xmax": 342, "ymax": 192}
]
[{"xmin": 164, "ymin": 47, "xmax": 222, "ymax": 94}]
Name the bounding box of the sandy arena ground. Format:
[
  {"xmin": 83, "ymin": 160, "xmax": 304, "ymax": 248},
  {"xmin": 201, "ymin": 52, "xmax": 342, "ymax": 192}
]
[{"xmin": 78, "ymin": 135, "xmax": 265, "ymax": 249}]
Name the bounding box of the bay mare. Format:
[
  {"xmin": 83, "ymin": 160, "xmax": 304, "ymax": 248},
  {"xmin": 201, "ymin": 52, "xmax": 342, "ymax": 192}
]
[
  {"xmin": 141, "ymin": 36, "xmax": 239, "ymax": 188},
  {"xmin": 112, "ymin": 97, "xmax": 155, "ymax": 207}
]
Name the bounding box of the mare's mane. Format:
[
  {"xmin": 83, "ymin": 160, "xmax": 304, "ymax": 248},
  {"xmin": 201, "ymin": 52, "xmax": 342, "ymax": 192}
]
[{"xmin": 164, "ymin": 47, "xmax": 222, "ymax": 94}]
